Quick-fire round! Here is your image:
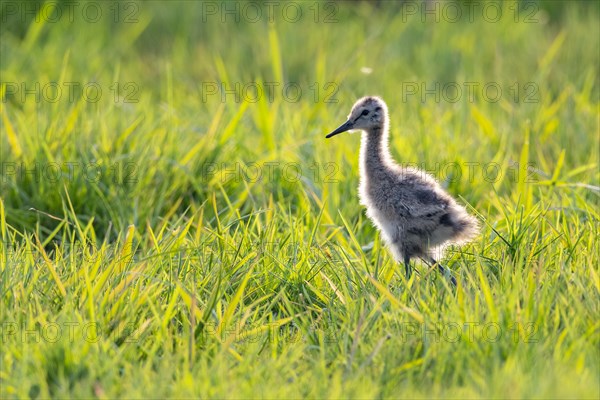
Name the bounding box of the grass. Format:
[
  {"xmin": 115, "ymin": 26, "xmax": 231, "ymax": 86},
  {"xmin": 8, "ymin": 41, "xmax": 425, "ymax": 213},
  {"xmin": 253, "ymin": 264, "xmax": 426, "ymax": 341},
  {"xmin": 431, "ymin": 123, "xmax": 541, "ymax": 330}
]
[{"xmin": 1, "ymin": 0, "xmax": 599, "ymax": 398}]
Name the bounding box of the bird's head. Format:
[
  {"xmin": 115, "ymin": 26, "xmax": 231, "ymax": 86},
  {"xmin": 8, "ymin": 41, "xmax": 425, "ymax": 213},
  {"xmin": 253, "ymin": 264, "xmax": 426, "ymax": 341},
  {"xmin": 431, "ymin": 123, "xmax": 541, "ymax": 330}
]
[{"xmin": 326, "ymin": 96, "xmax": 388, "ymax": 138}]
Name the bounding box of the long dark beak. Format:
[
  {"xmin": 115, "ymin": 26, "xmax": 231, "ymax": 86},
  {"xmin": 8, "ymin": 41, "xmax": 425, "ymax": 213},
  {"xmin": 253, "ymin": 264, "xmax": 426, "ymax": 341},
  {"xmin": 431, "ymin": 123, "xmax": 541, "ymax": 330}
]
[{"xmin": 326, "ymin": 120, "xmax": 353, "ymax": 138}]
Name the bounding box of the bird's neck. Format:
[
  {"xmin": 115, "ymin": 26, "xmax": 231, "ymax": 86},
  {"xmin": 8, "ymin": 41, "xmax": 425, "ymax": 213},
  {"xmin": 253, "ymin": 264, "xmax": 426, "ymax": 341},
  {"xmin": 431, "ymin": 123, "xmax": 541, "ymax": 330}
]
[{"xmin": 360, "ymin": 122, "xmax": 394, "ymax": 177}]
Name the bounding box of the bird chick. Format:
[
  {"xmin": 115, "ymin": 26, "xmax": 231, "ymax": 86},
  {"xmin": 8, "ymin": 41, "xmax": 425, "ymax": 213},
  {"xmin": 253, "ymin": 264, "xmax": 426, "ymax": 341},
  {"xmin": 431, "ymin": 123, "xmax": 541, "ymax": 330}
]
[{"xmin": 326, "ymin": 96, "xmax": 479, "ymax": 284}]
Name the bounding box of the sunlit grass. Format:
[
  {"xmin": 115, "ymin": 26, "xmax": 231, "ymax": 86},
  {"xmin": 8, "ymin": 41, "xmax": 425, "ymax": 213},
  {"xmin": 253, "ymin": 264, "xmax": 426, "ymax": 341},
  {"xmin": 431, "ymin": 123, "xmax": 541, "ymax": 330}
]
[{"xmin": 1, "ymin": 1, "xmax": 599, "ymax": 398}]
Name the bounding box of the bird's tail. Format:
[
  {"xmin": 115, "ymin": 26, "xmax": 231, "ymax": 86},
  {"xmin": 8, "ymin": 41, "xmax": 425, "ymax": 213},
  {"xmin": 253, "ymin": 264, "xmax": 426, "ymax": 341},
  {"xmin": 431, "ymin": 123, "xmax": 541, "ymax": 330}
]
[{"xmin": 451, "ymin": 209, "xmax": 480, "ymax": 244}]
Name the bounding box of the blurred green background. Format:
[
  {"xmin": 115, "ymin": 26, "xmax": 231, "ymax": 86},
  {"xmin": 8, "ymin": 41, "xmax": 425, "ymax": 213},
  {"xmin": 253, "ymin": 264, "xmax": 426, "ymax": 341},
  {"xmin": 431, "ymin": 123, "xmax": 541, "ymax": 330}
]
[{"xmin": 1, "ymin": 0, "xmax": 598, "ymax": 233}]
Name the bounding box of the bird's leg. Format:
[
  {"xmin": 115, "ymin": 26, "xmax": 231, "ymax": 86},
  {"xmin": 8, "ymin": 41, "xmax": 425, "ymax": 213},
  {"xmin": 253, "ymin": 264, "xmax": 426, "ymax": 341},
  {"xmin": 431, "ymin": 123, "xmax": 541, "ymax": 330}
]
[
  {"xmin": 425, "ymin": 257, "xmax": 457, "ymax": 286},
  {"xmin": 403, "ymin": 255, "xmax": 412, "ymax": 279}
]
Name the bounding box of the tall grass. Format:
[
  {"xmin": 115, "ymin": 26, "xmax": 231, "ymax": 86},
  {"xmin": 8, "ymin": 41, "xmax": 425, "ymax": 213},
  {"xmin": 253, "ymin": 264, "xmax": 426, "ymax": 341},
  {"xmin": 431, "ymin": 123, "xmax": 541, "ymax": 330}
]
[{"xmin": 1, "ymin": 1, "xmax": 599, "ymax": 398}]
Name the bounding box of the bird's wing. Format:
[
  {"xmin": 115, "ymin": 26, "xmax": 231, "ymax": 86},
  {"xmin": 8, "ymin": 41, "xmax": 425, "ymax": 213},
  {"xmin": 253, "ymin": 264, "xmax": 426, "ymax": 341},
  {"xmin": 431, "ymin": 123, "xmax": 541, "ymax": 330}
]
[
  {"xmin": 391, "ymin": 186, "xmax": 450, "ymax": 219},
  {"xmin": 372, "ymin": 167, "xmax": 451, "ymax": 220}
]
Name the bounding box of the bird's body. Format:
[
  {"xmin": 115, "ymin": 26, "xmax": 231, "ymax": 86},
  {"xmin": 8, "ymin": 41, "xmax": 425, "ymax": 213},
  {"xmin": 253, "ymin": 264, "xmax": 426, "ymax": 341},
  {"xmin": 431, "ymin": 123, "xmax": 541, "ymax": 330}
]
[{"xmin": 326, "ymin": 96, "xmax": 479, "ymax": 283}]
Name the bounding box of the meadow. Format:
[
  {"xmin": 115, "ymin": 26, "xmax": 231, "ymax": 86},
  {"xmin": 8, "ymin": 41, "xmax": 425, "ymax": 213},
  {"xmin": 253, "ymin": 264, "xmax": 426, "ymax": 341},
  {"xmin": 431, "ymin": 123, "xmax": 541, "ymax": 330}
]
[{"xmin": 1, "ymin": 0, "xmax": 599, "ymax": 398}]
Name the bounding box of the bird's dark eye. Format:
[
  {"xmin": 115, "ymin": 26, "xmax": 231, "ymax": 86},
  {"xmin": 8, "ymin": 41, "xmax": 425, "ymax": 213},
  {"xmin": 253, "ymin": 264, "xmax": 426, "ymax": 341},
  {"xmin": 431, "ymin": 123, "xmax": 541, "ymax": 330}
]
[{"xmin": 361, "ymin": 110, "xmax": 370, "ymax": 116}]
